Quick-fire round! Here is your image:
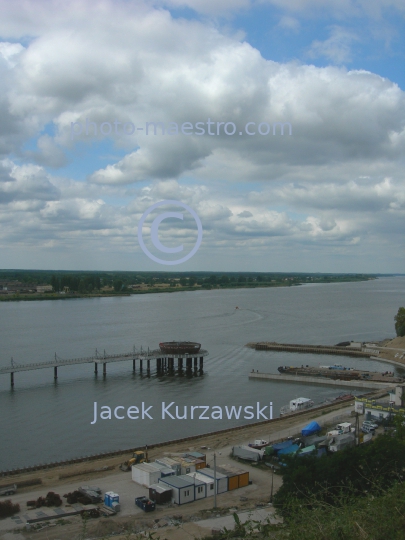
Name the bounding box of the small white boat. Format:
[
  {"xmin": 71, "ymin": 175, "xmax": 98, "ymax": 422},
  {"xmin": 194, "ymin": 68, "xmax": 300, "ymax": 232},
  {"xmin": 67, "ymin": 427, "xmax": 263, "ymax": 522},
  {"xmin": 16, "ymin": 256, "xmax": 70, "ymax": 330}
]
[
  {"xmin": 280, "ymin": 397, "xmax": 314, "ymax": 416},
  {"xmin": 248, "ymin": 439, "xmax": 269, "ymax": 449}
]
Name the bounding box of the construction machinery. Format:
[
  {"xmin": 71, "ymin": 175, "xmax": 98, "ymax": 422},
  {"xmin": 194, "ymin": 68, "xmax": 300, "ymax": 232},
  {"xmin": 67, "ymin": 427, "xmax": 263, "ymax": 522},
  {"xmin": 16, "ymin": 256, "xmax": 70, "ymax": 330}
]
[{"xmin": 119, "ymin": 449, "xmax": 147, "ymax": 472}]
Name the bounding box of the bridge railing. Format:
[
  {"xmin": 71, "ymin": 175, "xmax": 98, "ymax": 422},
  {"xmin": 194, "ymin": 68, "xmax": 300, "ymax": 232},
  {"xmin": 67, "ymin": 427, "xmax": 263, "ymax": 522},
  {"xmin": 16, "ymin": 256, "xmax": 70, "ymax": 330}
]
[{"xmin": 0, "ymin": 348, "xmax": 208, "ymax": 373}]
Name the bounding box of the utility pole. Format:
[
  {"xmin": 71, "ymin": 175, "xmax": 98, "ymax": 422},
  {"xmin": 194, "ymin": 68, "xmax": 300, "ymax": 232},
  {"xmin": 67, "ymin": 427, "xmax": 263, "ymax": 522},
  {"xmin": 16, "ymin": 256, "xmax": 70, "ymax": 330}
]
[
  {"xmin": 213, "ymin": 452, "xmax": 217, "ymax": 509},
  {"xmin": 270, "ymin": 465, "xmax": 274, "ymax": 503}
]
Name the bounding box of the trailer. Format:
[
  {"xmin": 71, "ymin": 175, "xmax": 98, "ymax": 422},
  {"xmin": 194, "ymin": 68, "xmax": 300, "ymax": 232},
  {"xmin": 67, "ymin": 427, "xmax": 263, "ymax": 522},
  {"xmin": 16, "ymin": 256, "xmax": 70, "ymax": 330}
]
[
  {"xmin": 135, "ymin": 496, "xmax": 156, "ymax": 512},
  {"xmin": 0, "ymin": 484, "xmax": 17, "ymax": 496},
  {"xmin": 232, "ymin": 445, "xmax": 264, "ymax": 462}
]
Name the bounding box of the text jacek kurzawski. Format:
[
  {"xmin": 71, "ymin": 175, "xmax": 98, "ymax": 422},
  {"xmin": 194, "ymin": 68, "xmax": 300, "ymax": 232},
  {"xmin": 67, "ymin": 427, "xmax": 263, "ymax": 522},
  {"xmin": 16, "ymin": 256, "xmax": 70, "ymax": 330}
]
[{"xmin": 90, "ymin": 402, "xmax": 273, "ymax": 424}]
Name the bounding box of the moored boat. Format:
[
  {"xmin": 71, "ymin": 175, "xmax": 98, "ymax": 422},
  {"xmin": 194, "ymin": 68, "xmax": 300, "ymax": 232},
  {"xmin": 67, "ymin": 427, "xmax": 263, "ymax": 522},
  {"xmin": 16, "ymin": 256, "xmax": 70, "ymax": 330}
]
[
  {"xmin": 248, "ymin": 439, "xmax": 269, "ymax": 449},
  {"xmin": 280, "ymin": 397, "xmax": 314, "ymax": 416}
]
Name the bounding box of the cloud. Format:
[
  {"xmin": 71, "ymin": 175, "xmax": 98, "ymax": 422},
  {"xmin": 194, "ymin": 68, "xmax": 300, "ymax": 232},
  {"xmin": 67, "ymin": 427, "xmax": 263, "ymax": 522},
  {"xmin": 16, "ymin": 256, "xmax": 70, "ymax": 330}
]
[
  {"xmin": 307, "ymin": 26, "xmax": 359, "ymax": 64},
  {"xmin": 0, "ymin": 0, "xmax": 403, "ymax": 270},
  {"xmin": 277, "ymin": 16, "xmax": 300, "ymax": 31}
]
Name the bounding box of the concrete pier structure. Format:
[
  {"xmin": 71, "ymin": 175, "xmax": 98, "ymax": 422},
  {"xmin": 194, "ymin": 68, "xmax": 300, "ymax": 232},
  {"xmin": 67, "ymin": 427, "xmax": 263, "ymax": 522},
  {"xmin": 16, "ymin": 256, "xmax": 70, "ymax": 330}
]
[{"xmin": 1, "ymin": 347, "xmax": 208, "ymax": 386}]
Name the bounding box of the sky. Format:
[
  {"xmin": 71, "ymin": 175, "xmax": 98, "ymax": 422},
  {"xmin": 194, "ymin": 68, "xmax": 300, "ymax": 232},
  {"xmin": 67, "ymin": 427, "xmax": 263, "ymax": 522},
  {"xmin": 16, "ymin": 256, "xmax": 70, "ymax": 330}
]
[{"xmin": 0, "ymin": 0, "xmax": 404, "ymax": 272}]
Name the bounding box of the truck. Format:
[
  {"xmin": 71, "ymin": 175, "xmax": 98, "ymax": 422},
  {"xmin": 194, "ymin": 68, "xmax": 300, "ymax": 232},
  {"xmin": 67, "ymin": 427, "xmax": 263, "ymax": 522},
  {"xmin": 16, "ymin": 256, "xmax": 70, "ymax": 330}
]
[
  {"xmin": 135, "ymin": 496, "xmax": 156, "ymax": 512},
  {"xmin": 120, "ymin": 450, "xmax": 148, "ymax": 472},
  {"xmin": 0, "ymin": 484, "xmax": 17, "ymax": 496}
]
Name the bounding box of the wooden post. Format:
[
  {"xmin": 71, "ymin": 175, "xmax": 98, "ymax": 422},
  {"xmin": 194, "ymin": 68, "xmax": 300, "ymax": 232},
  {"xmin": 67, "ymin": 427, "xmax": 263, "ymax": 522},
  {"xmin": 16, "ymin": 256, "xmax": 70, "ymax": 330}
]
[
  {"xmin": 10, "ymin": 372, "xmax": 14, "ymax": 387},
  {"xmin": 199, "ymin": 356, "xmax": 203, "ymax": 371},
  {"xmin": 140, "ymin": 359, "xmax": 143, "ymax": 371},
  {"xmin": 54, "ymin": 366, "xmax": 58, "ymax": 380},
  {"xmin": 94, "ymin": 362, "xmax": 98, "ymax": 374},
  {"xmin": 103, "ymin": 362, "xmax": 107, "ymax": 375},
  {"xmin": 133, "ymin": 359, "xmax": 136, "ymax": 372}
]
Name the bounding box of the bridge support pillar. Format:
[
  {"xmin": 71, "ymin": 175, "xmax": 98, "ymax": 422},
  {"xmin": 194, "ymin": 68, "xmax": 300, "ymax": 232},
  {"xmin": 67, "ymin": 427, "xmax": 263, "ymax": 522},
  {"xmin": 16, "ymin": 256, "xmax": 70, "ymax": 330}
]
[
  {"xmin": 54, "ymin": 366, "xmax": 58, "ymax": 380},
  {"xmin": 103, "ymin": 363, "xmax": 107, "ymax": 376},
  {"xmin": 199, "ymin": 356, "xmax": 203, "ymax": 372},
  {"xmin": 140, "ymin": 359, "xmax": 143, "ymax": 371},
  {"xmin": 194, "ymin": 357, "xmax": 197, "ymax": 369},
  {"xmin": 94, "ymin": 362, "xmax": 98, "ymax": 374},
  {"xmin": 178, "ymin": 358, "xmax": 183, "ymax": 370},
  {"xmin": 186, "ymin": 357, "xmax": 192, "ymax": 370},
  {"xmin": 10, "ymin": 372, "xmax": 14, "ymax": 387},
  {"xmin": 147, "ymin": 359, "xmax": 150, "ymax": 372},
  {"xmin": 133, "ymin": 359, "xmax": 136, "ymax": 372}
]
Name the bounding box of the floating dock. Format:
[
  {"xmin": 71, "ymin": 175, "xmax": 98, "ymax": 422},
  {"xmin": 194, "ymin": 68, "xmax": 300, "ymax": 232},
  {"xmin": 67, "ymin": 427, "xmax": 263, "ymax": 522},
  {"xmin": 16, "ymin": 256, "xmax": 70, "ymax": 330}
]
[{"xmin": 249, "ymin": 371, "xmax": 396, "ymax": 390}]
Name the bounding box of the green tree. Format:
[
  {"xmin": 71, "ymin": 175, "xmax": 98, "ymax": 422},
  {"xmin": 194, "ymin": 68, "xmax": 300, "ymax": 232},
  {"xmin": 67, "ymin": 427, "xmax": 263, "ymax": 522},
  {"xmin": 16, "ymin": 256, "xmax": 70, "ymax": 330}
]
[
  {"xmin": 113, "ymin": 280, "xmax": 123, "ymax": 292},
  {"xmin": 395, "ymin": 307, "xmax": 405, "ymax": 337}
]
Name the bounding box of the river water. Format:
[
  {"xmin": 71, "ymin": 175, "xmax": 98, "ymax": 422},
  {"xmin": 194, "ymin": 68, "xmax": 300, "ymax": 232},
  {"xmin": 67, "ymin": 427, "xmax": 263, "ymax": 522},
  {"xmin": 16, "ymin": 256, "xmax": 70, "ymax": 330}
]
[{"xmin": 0, "ymin": 277, "xmax": 404, "ymax": 470}]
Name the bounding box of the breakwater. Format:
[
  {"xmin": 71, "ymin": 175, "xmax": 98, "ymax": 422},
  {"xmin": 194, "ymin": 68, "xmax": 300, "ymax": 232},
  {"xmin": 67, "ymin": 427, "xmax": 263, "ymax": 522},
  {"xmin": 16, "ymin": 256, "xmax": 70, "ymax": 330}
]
[
  {"xmin": 249, "ymin": 371, "xmax": 395, "ymax": 389},
  {"xmin": 251, "ymin": 342, "xmax": 374, "ymax": 358}
]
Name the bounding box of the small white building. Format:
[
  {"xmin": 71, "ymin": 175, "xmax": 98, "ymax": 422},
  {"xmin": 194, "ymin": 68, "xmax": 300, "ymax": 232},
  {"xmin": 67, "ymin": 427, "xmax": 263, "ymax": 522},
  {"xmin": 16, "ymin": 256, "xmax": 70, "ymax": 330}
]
[
  {"xmin": 158, "ymin": 475, "xmax": 196, "ymax": 505},
  {"xmin": 132, "ymin": 462, "xmax": 173, "ymax": 487},
  {"xmin": 198, "ymin": 468, "xmax": 228, "ymax": 494},
  {"xmin": 189, "ymin": 472, "xmax": 216, "ymax": 497},
  {"xmin": 185, "ymin": 473, "xmax": 207, "ymax": 500},
  {"xmin": 155, "ymin": 457, "xmax": 181, "ymax": 475}
]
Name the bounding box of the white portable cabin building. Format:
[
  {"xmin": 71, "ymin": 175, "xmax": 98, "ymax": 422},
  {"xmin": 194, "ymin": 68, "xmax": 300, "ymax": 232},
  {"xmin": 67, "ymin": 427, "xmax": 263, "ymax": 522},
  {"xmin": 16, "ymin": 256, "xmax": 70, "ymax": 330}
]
[
  {"xmin": 155, "ymin": 457, "xmax": 182, "ymax": 476},
  {"xmin": 189, "ymin": 472, "xmax": 216, "ymax": 497},
  {"xmin": 151, "ymin": 462, "xmax": 176, "ymax": 478},
  {"xmin": 184, "ymin": 473, "xmax": 207, "ymax": 500},
  {"xmin": 198, "ymin": 468, "xmax": 228, "ymax": 494},
  {"xmin": 132, "ymin": 462, "xmax": 174, "ymax": 487},
  {"xmin": 158, "ymin": 475, "xmax": 197, "ymax": 505},
  {"xmin": 175, "ymin": 457, "xmax": 197, "ymax": 475}
]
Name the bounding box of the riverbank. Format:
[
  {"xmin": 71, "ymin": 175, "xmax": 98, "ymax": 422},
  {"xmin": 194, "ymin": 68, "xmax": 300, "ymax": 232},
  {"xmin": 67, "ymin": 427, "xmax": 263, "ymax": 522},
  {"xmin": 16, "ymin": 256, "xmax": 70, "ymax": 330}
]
[
  {"xmin": 0, "ymin": 273, "xmax": 377, "ymax": 301},
  {"xmin": 0, "ymin": 399, "xmax": 361, "ymax": 540}
]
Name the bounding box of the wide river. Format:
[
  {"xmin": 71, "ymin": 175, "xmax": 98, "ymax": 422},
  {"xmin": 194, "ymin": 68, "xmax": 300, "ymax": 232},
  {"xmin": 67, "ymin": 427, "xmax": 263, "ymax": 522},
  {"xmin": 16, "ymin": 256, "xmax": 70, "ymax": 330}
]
[{"xmin": 1, "ymin": 277, "xmax": 404, "ymax": 470}]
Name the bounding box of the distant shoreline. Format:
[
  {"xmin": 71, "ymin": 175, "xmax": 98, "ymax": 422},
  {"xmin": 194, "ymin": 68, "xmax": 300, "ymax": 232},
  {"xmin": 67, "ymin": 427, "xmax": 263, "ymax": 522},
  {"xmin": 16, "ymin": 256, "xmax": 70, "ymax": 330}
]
[{"xmin": 0, "ymin": 276, "xmax": 376, "ymax": 302}]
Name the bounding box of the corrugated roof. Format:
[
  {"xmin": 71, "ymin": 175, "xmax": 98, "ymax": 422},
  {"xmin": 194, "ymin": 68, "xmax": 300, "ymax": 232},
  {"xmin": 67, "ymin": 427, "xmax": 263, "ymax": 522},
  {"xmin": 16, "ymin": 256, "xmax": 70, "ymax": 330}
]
[
  {"xmin": 149, "ymin": 483, "xmax": 172, "ymax": 493},
  {"xmin": 198, "ymin": 468, "xmax": 227, "ymax": 480},
  {"xmin": 159, "ymin": 475, "xmax": 194, "ymax": 488}
]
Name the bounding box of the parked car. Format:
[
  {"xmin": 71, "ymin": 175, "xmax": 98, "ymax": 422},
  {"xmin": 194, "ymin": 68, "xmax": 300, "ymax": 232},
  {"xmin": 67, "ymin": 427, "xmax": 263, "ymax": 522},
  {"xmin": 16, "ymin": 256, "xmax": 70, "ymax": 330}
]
[
  {"xmin": 362, "ymin": 421, "xmax": 378, "ymax": 429},
  {"xmin": 361, "ymin": 426, "xmax": 375, "ymax": 434}
]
